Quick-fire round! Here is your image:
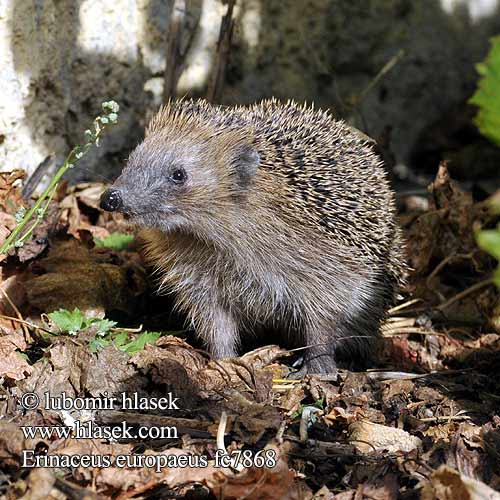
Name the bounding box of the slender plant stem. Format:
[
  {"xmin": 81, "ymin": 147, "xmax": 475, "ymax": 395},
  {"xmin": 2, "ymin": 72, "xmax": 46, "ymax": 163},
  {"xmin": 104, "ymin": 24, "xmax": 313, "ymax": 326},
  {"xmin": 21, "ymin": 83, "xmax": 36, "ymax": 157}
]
[
  {"xmin": 0, "ymin": 149, "xmax": 77, "ymax": 253},
  {"xmin": 0, "ymin": 100, "xmax": 119, "ymax": 255}
]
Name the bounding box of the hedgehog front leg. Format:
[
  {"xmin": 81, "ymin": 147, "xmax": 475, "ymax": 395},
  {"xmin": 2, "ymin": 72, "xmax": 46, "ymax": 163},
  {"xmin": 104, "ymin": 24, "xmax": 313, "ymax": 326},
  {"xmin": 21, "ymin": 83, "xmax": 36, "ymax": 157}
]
[
  {"xmin": 297, "ymin": 324, "xmax": 338, "ymax": 377},
  {"xmin": 192, "ymin": 306, "xmax": 241, "ymax": 360}
]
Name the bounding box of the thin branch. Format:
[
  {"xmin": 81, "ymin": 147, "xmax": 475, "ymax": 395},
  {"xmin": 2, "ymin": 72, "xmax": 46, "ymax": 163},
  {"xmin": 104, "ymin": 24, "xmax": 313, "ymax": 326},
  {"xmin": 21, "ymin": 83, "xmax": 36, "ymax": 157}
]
[
  {"xmin": 163, "ymin": 0, "xmax": 186, "ymax": 102},
  {"xmin": 437, "ymin": 278, "xmax": 494, "ymax": 311},
  {"xmin": 206, "ymin": 0, "xmax": 237, "ymax": 103}
]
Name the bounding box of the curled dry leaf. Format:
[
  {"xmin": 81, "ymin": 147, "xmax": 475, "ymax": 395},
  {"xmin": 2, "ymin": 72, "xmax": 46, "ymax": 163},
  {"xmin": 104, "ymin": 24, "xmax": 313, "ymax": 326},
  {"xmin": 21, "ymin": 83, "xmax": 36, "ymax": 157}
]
[
  {"xmin": 421, "ymin": 465, "xmax": 500, "ymax": 500},
  {"xmin": 20, "ymin": 468, "xmax": 57, "ymax": 500},
  {"xmin": 200, "ymin": 356, "xmax": 274, "ymax": 403},
  {"xmin": 348, "ymin": 420, "xmax": 422, "ymax": 454},
  {"xmin": 0, "ymin": 169, "xmax": 25, "ymax": 212},
  {"xmin": 0, "ymin": 420, "xmax": 31, "ymax": 461},
  {"xmin": 130, "ymin": 335, "xmax": 208, "ymax": 408},
  {"xmin": 59, "ymin": 182, "xmax": 132, "ymax": 239},
  {"xmin": 131, "ymin": 339, "xmax": 284, "ymax": 405},
  {"xmin": 85, "ymin": 345, "xmax": 147, "ymax": 397},
  {"xmin": 210, "ymin": 445, "xmax": 300, "ymax": 500},
  {"xmin": 91, "ymin": 445, "xmax": 232, "ymax": 494},
  {"xmin": 0, "ymin": 330, "xmax": 32, "ymax": 381},
  {"xmin": 16, "ymin": 338, "xmax": 93, "ymax": 403}
]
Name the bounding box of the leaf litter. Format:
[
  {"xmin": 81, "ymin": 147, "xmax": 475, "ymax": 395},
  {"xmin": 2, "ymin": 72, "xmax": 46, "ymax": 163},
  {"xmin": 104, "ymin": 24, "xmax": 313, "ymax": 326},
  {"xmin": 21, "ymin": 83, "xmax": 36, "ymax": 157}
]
[{"xmin": 0, "ymin": 164, "xmax": 499, "ymax": 499}]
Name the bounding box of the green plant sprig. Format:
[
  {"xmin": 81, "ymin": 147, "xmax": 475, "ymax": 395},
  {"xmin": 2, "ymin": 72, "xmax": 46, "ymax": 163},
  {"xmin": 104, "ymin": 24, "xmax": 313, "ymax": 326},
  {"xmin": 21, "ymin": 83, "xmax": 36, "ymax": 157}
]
[{"xmin": 0, "ymin": 101, "xmax": 119, "ymax": 255}]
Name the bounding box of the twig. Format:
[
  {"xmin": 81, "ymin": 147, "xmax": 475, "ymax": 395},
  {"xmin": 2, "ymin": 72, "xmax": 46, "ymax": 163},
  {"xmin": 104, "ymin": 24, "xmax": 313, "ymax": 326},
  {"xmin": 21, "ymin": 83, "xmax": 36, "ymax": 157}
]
[
  {"xmin": 363, "ymin": 368, "xmax": 472, "ymax": 381},
  {"xmin": 110, "ymin": 324, "xmax": 143, "ymax": 333},
  {"xmin": 357, "ymin": 49, "xmax": 405, "ymax": 105},
  {"xmin": 206, "ymin": 0, "xmax": 237, "ymax": 103},
  {"xmin": 0, "ymin": 314, "xmax": 53, "ymax": 334},
  {"xmin": 418, "ymin": 414, "xmax": 471, "ymax": 423},
  {"xmin": 163, "ymin": 0, "xmax": 186, "ymax": 102},
  {"xmin": 216, "ymin": 410, "xmax": 244, "ymax": 472},
  {"xmin": 437, "ymin": 278, "xmax": 494, "ymax": 311},
  {"xmin": 0, "ymin": 289, "xmax": 29, "ymax": 338},
  {"xmin": 383, "ymin": 327, "xmax": 445, "ymax": 337},
  {"xmin": 427, "ymin": 252, "xmax": 476, "ymax": 290},
  {"xmin": 388, "ymin": 298, "xmax": 423, "ymax": 315},
  {"xmin": 276, "ymin": 420, "xmax": 287, "ymax": 444}
]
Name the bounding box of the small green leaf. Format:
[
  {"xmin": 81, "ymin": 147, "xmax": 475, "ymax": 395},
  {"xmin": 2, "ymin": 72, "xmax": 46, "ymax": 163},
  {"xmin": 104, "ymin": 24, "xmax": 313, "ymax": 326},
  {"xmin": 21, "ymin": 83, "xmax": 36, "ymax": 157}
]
[
  {"xmin": 89, "ymin": 337, "xmax": 111, "ymax": 353},
  {"xmin": 118, "ymin": 331, "xmax": 162, "ymax": 354},
  {"xmin": 93, "ymin": 318, "xmax": 117, "ymax": 336},
  {"xmin": 494, "ymin": 267, "xmax": 500, "ymax": 288},
  {"xmin": 314, "ymin": 397, "xmax": 325, "ymax": 409},
  {"xmin": 94, "ymin": 233, "xmax": 134, "ymax": 250},
  {"xmin": 48, "ymin": 308, "xmax": 87, "ymax": 335},
  {"xmin": 477, "ymin": 229, "xmax": 500, "ymax": 261},
  {"xmin": 470, "ymin": 36, "xmax": 500, "ymax": 146},
  {"xmin": 16, "ymin": 351, "xmax": 29, "ymax": 361},
  {"xmin": 112, "ymin": 332, "xmax": 130, "ymax": 347}
]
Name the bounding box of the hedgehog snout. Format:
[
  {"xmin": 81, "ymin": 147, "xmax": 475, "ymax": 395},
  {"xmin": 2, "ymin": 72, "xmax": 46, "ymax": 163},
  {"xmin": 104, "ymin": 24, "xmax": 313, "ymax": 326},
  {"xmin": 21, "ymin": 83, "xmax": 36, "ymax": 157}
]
[{"xmin": 100, "ymin": 189, "xmax": 123, "ymax": 212}]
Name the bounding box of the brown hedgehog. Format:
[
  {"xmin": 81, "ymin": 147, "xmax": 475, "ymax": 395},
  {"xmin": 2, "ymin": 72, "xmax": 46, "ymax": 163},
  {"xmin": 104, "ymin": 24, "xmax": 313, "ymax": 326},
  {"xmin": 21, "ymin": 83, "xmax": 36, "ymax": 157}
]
[{"xmin": 100, "ymin": 98, "xmax": 406, "ymax": 375}]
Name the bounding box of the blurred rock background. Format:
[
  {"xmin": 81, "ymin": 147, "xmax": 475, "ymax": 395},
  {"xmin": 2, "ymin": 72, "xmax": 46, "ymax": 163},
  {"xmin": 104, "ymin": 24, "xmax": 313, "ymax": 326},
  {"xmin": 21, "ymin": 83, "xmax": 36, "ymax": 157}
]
[{"xmin": 1, "ymin": 0, "xmax": 500, "ymax": 193}]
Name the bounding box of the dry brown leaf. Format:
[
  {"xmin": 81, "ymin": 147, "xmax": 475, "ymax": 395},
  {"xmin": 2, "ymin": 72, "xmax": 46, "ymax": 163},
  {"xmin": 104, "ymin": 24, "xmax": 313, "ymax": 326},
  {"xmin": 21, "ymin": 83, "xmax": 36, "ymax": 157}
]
[
  {"xmin": 348, "ymin": 420, "xmax": 422, "ymax": 453},
  {"xmin": 0, "ymin": 211, "xmax": 16, "ymax": 251},
  {"xmin": 279, "ymin": 383, "xmax": 306, "ymax": 414},
  {"xmin": 334, "ymin": 474, "xmax": 399, "ymax": 500},
  {"xmin": 311, "ymin": 485, "xmax": 335, "ymax": 499},
  {"xmin": 404, "ymin": 210, "xmax": 442, "ymax": 274},
  {"xmin": 59, "ymin": 182, "xmax": 132, "ymax": 239},
  {"xmin": 0, "ymin": 169, "xmax": 25, "ymax": 212},
  {"xmin": 0, "ymin": 420, "xmax": 30, "ymax": 459},
  {"xmin": 15, "ymin": 203, "xmax": 59, "ymax": 262},
  {"xmin": 0, "ymin": 330, "xmax": 32, "ymax": 380},
  {"xmin": 421, "ymin": 465, "xmax": 500, "ymax": 500},
  {"xmin": 86, "ymin": 345, "xmax": 146, "ymax": 397},
  {"xmin": 210, "ymin": 445, "xmax": 300, "ymax": 500},
  {"xmin": 20, "ymin": 468, "xmax": 57, "ymax": 500},
  {"xmin": 423, "ymin": 423, "xmax": 459, "ymax": 442},
  {"xmin": 381, "ymin": 379, "xmax": 414, "ymax": 401},
  {"xmin": 97, "ymin": 451, "xmax": 232, "ymax": 495},
  {"xmin": 130, "ymin": 335, "xmax": 207, "ymax": 408},
  {"xmin": 16, "ymin": 338, "xmax": 93, "ymax": 402}
]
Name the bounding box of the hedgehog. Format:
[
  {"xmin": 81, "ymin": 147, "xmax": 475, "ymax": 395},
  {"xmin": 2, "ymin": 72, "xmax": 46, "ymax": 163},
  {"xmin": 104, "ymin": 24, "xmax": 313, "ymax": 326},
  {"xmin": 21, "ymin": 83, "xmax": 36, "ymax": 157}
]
[{"xmin": 100, "ymin": 98, "xmax": 406, "ymax": 375}]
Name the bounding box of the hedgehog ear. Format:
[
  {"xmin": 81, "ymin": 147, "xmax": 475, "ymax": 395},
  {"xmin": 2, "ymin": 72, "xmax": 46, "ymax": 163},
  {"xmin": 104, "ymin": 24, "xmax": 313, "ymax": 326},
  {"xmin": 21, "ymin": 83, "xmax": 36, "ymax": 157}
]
[{"xmin": 233, "ymin": 145, "xmax": 260, "ymax": 186}]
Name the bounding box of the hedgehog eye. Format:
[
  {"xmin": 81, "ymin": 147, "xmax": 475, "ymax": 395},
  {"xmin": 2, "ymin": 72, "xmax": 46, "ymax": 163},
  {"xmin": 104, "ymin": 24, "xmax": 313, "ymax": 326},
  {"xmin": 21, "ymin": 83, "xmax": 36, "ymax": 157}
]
[{"xmin": 171, "ymin": 168, "xmax": 186, "ymax": 184}]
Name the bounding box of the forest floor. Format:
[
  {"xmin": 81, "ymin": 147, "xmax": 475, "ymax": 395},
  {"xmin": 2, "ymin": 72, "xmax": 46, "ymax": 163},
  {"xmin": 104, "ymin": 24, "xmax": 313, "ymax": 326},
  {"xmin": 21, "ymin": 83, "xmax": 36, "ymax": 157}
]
[{"xmin": 0, "ymin": 162, "xmax": 499, "ymax": 500}]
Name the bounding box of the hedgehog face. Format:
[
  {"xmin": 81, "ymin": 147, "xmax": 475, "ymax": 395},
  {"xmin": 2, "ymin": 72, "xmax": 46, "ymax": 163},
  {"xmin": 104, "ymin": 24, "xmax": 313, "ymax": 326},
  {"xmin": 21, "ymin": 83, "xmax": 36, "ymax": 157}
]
[{"xmin": 100, "ymin": 136, "xmax": 260, "ymax": 234}]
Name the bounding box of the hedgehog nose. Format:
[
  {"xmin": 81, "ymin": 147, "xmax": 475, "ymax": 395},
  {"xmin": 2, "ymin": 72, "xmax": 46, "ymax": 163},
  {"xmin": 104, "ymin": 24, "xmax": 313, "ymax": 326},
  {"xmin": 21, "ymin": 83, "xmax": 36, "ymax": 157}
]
[{"xmin": 100, "ymin": 189, "xmax": 123, "ymax": 212}]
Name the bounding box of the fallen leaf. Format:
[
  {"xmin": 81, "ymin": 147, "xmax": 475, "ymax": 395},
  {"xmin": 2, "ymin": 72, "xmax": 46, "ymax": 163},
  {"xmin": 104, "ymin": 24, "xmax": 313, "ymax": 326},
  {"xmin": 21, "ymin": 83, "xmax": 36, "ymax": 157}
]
[
  {"xmin": 348, "ymin": 420, "xmax": 422, "ymax": 453},
  {"xmin": 421, "ymin": 465, "xmax": 500, "ymax": 500},
  {"xmin": 0, "ymin": 330, "xmax": 32, "ymax": 381}
]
